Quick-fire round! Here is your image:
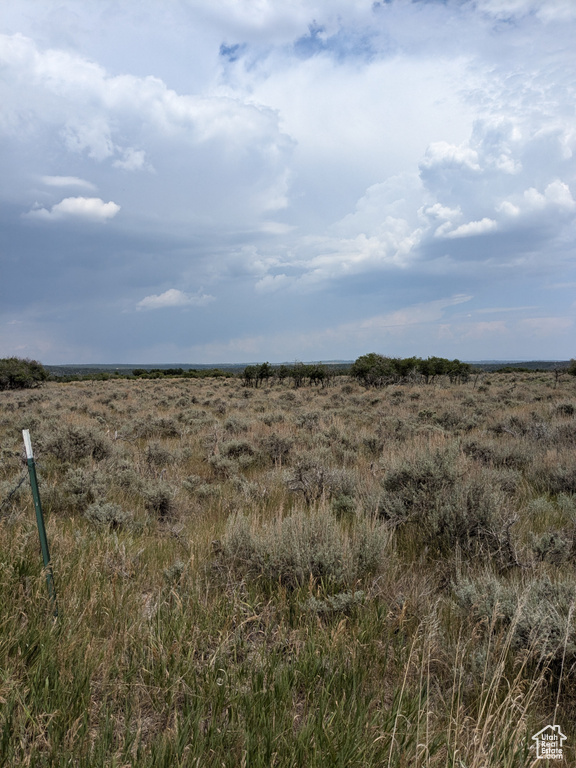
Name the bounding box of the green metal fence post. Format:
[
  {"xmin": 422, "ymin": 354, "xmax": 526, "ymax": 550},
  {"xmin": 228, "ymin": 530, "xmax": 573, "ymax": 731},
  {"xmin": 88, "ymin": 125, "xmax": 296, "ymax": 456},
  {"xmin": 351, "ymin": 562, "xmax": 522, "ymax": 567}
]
[{"xmin": 22, "ymin": 429, "xmax": 58, "ymax": 616}]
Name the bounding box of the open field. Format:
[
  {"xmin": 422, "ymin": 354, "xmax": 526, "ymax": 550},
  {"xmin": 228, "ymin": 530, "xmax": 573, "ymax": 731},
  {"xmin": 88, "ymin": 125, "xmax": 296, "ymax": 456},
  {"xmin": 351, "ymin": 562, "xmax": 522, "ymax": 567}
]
[{"xmin": 1, "ymin": 371, "xmax": 576, "ymax": 766}]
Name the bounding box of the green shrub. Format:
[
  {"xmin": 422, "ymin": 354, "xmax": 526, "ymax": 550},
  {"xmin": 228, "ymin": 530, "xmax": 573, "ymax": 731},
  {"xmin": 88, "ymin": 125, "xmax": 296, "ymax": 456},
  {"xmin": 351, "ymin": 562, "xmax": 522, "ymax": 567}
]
[
  {"xmin": 195, "ymin": 482, "xmax": 221, "ymax": 499},
  {"xmin": 128, "ymin": 416, "xmax": 180, "ymax": 439},
  {"xmin": 525, "ymin": 496, "xmax": 555, "ymax": 521},
  {"xmin": 557, "ymin": 493, "xmax": 576, "ymax": 516},
  {"xmin": 220, "ymin": 439, "xmax": 257, "ymax": 460},
  {"xmin": 0, "ymin": 357, "xmax": 49, "ymax": 390},
  {"xmin": 529, "ymin": 531, "xmax": 570, "ymax": 564},
  {"xmin": 208, "ymin": 454, "xmax": 237, "ymax": 479},
  {"xmin": 379, "ymin": 449, "xmax": 458, "ymax": 522},
  {"xmin": 453, "ymin": 573, "xmax": 576, "ymax": 663},
  {"xmin": 42, "ymin": 425, "xmax": 112, "ymax": 463},
  {"xmin": 260, "ymin": 433, "xmax": 293, "ymax": 465},
  {"xmin": 110, "ymin": 460, "xmax": 143, "ymax": 491},
  {"xmin": 284, "ymin": 453, "xmax": 357, "ymax": 505},
  {"xmin": 302, "ymin": 590, "xmax": 366, "ymax": 617},
  {"xmin": 462, "ymin": 439, "xmax": 533, "ymax": 470},
  {"xmin": 379, "ymin": 451, "xmax": 516, "ymax": 561},
  {"xmin": 219, "ymin": 509, "xmax": 388, "ymax": 590},
  {"xmin": 331, "ymin": 494, "xmax": 356, "ymax": 518},
  {"xmin": 60, "ymin": 467, "xmax": 106, "ymax": 512},
  {"xmin": 84, "ymin": 501, "xmax": 131, "ymax": 530},
  {"xmin": 145, "ymin": 442, "xmax": 173, "ymax": 467},
  {"xmin": 142, "ymin": 482, "xmax": 174, "ymax": 518},
  {"xmin": 223, "ymin": 416, "xmax": 249, "ymax": 434},
  {"xmin": 533, "ymin": 462, "xmax": 576, "ymax": 495},
  {"xmin": 182, "ymin": 474, "xmax": 203, "ymax": 494}
]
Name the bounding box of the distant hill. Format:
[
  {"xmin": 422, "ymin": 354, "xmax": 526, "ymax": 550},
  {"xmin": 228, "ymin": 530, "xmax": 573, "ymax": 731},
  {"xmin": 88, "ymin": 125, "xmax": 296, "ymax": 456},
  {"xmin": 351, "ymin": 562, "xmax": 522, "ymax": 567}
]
[{"xmin": 467, "ymin": 360, "xmax": 571, "ymax": 372}]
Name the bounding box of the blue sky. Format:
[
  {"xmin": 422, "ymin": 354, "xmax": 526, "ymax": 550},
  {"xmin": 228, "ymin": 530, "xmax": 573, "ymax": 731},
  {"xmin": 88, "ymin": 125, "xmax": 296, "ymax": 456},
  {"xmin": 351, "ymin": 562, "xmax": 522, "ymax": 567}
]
[{"xmin": 1, "ymin": 0, "xmax": 575, "ymax": 364}]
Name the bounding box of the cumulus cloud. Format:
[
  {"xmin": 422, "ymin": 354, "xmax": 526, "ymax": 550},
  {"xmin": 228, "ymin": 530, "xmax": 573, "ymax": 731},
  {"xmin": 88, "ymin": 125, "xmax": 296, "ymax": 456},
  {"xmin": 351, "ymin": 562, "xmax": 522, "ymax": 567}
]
[
  {"xmin": 420, "ymin": 142, "xmax": 481, "ymax": 175},
  {"xmin": 523, "ymin": 181, "xmax": 576, "ymax": 213},
  {"xmin": 24, "ymin": 196, "xmax": 120, "ymax": 222},
  {"xmin": 445, "ymin": 217, "xmax": 498, "ymax": 239},
  {"xmin": 136, "ymin": 289, "xmax": 214, "ymax": 310},
  {"xmin": 0, "ymin": 31, "xmax": 293, "ymax": 227},
  {"xmin": 1, "ymin": 1, "xmax": 576, "ymax": 362}
]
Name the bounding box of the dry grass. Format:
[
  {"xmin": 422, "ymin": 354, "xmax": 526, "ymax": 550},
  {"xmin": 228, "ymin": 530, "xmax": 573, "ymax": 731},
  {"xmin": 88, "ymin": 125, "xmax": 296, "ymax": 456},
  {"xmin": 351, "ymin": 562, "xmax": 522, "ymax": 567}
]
[{"xmin": 1, "ymin": 371, "xmax": 576, "ymax": 765}]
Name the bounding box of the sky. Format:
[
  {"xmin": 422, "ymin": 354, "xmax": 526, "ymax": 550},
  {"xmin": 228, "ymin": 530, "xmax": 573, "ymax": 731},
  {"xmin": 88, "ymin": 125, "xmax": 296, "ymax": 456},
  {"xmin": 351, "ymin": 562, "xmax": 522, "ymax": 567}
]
[{"xmin": 1, "ymin": 0, "xmax": 575, "ymax": 364}]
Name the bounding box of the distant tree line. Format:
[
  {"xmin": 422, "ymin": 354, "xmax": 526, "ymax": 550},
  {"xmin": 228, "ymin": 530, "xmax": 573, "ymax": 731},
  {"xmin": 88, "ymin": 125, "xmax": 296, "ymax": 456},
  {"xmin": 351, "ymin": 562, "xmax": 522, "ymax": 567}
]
[
  {"xmin": 131, "ymin": 368, "xmax": 233, "ymax": 379},
  {"xmin": 241, "ymin": 355, "xmax": 475, "ymax": 388},
  {"xmin": 242, "ymin": 362, "xmax": 341, "ymax": 388},
  {"xmin": 2, "ymin": 355, "xmax": 574, "ymax": 391},
  {"xmin": 49, "ymin": 368, "xmax": 235, "ymax": 382},
  {"xmin": 349, "ymin": 353, "xmax": 472, "ymax": 386}
]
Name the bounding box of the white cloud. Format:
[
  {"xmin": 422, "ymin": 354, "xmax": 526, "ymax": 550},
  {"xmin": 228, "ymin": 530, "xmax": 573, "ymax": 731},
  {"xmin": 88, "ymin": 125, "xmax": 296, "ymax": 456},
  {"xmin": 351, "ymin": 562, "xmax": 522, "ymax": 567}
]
[
  {"xmin": 497, "ymin": 181, "xmax": 576, "ymax": 225},
  {"xmin": 62, "ymin": 116, "xmax": 115, "ymax": 161},
  {"xmin": 0, "ymin": 32, "xmax": 293, "ymax": 226},
  {"xmin": 24, "ymin": 196, "xmax": 120, "ymax": 222},
  {"xmin": 420, "ymin": 142, "xmax": 481, "ymax": 174},
  {"xmin": 287, "ymin": 227, "xmax": 421, "ymax": 289},
  {"xmin": 136, "ymin": 288, "xmax": 214, "ymax": 310},
  {"xmin": 476, "ymin": 0, "xmax": 576, "ymax": 22},
  {"xmin": 113, "ymin": 148, "xmax": 150, "ymax": 172},
  {"xmin": 41, "ymin": 175, "xmax": 97, "ymax": 190},
  {"xmin": 445, "ymin": 217, "xmax": 498, "ymax": 239},
  {"xmin": 524, "ymin": 180, "xmax": 576, "ymax": 212}
]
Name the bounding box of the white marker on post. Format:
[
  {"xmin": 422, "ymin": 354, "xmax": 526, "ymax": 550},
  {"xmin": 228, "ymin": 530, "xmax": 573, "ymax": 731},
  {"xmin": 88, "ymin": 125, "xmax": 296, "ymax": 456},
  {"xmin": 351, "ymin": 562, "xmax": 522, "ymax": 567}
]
[
  {"xmin": 23, "ymin": 429, "xmax": 34, "ymax": 460},
  {"xmin": 22, "ymin": 428, "xmax": 58, "ymax": 615}
]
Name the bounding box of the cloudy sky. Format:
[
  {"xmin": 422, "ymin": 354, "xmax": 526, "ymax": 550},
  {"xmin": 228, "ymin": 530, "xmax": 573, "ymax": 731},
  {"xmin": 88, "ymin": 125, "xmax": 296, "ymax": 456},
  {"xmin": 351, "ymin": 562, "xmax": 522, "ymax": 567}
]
[{"xmin": 1, "ymin": 0, "xmax": 575, "ymax": 364}]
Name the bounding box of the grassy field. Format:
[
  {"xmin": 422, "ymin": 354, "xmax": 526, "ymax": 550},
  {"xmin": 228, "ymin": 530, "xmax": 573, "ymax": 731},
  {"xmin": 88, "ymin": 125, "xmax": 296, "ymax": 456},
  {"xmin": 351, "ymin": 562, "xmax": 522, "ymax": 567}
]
[{"xmin": 1, "ymin": 371, "xmax": 576, "ymax": 766}]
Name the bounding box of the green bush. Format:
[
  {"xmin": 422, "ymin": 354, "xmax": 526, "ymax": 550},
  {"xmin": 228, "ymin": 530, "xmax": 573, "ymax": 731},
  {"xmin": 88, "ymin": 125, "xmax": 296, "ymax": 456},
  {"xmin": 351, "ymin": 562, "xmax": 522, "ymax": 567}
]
[
  {"xmin": 145, "ymin": 442, "xmax": 173, "ymax": 467},
  {"xmin": 220, "ymin": 439, "xmax": 257, "ymax": 460},
  {"xmin": 379, "ymin": 449, "xmax": 458, "ymax": 522},
  {"xmin": 379, "ymin": 451, "xmax": 516, "ymax": 561},
  {"xmin": 453, "ymin": 573, "xmax": 576, "ymax": 663},
  {"xmin": 42, "ymin": 425, "xmax": 113, "ymax": 463},
  {"xmin": 142, "ymin": 481, "xmax": 174, "ymax": 518},
  {"xmin": 529, "ymin": 531, "xmax": 570, "ymax": 564},
  {"xmin": 260, "ymin": 433, "xmax": 293, "ymax": 465},
  {"xmin": 0, "ymin": 357, "xmax": 49, "ymax": 390},
  {"xmin": 219, "ymin": 508, "xmax": 388, "ymax": 590},
  {"xmin": 84, "ymin": 501, "xmax": 132, "ymax": 530}
]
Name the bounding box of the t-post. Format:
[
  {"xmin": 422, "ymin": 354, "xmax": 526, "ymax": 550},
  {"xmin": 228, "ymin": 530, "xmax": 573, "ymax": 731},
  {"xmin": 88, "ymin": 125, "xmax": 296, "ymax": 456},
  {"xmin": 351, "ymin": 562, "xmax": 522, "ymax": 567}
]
[{"xmin": 22, "ymin": 429, "xmax": 58, "ymax": 616}]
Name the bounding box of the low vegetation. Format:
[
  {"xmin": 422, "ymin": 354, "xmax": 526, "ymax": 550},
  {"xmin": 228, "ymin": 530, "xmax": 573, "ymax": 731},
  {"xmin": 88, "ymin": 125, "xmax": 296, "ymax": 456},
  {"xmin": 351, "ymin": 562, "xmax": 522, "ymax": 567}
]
[{"xmin": 1, "ymin": 364, "xmax": 576, "ymax": 765}]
